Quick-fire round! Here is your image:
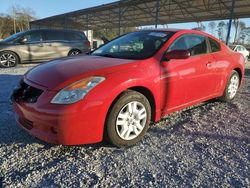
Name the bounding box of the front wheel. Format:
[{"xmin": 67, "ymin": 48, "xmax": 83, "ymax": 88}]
[
  {"xmin": 105, "ymin": 90, "xmax": 151, "ymax": 147},
  {"xmin": 219, "ymin": 70, "xmax": 240, "ymax": 102},
  {"xmin": 0, "ymin": 51, "xmax": 19, "ymax": 68}
]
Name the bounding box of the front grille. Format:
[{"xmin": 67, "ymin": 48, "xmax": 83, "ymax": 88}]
[{"xmin": 11, "ymin": 80, "xmax": 43, "ymax": 103}]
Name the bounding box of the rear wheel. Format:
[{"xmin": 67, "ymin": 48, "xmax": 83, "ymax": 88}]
[
  {"xmin": 219, "ymin": 70, "xmax": 240, "ymax": 102},
  {"xmin": 0, "ymin": 51, "xmax": 19, "ymax": 68},
  {"xmin": 105, "ymin": 90, "xmax": 151, "ymax": 147},
  {"xmin": 68, "ymin": 49, "xmax": 81, "ymax": 56}
]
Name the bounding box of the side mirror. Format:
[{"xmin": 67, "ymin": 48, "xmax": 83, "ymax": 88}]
[
  {"xmin": 164, "ymin": 50, "xmax": 191, "ymax": 60},
  {"xmin": 18, "ymin": 37, "xmax": 27, "ymax": 44}
]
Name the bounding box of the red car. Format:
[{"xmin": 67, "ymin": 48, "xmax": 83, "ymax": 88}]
[{"xmin": 12, "ymin": 29, "xmax": 245, "ymax": 147}]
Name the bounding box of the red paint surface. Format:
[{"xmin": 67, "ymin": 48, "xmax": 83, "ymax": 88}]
[{"xmin": 13, "ymin": 29, "xmax": 245, "ymax": 145}]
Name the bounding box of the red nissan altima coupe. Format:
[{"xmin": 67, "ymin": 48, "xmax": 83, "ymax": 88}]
[{"xmin": 12, "ymin": 29, "xmax": 245, "ymax": 147}]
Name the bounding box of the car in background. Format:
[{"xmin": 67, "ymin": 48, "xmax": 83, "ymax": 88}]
[
  {"xmin": 229, "ymin": 44, "xmax": 249, "ymax": 63},
  {"xmin": 0, "ymin": 29, "xmax": 90, "ymax": 68},
  {"xmin": 12, "ymin": 29, "xmax": 245, "ymax": 147}
]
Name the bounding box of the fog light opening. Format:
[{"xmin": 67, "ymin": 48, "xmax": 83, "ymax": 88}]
[{"xmin": 50, "ymin": 127, "xmax": 58, "ymax": 134}]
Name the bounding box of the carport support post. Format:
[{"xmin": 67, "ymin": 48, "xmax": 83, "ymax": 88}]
[
  {"xmin": 155, "ymin": 0, "xmax": 160, "ymax": 28},
  {"xmin": 226, "ymin": 0, "xmax": 236, "ymax": 45}
]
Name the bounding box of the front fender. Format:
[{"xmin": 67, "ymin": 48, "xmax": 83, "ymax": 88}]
[{"xmin": 87, "ymin": 72, "xmax": 161, "ymax": 141}]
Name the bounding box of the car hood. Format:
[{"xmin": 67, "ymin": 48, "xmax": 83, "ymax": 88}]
[{"xmin": 25, "ymin": 55, "xmax": 136, "ymax": 90}]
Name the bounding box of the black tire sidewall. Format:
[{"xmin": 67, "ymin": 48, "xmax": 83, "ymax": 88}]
[
  {"xmin": 0, "ymin": 51, "xmax": 19, "ymax": 68},
  {"xmin": 105, "ymin": 90, "xmax": 151, "ymax": 147}
]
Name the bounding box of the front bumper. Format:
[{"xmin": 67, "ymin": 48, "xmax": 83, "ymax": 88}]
[{"xmin": 12, "ymin": 79, "xmax": 106, "ymax": 145}]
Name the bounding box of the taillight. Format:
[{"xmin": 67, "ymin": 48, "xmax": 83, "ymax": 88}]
[{"xmin": 84, "ymin": 41, "xmax": 90, "ymax": 48}]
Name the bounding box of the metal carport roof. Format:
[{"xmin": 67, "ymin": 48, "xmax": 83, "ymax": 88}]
[{"xmin": 30, "ymin": 0, "xmax": 250, "ymax": 31}]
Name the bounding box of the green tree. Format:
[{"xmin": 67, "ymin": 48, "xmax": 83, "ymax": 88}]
[
  {"xmin": 93, "ymin": 27, "xmax": 137, "ymax": 41},
  {"xmin": 217, "ymin": 21, "xmax": 226, "ymax": 41},
  {"xmin": 208, "ymin": 21, "xmax": 216, "ymax": 36},
  {"xmin": 233, "ymin": 19, "xmax": 246, "ymax": 44}
]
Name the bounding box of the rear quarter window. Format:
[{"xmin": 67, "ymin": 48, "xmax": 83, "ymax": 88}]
[
  {"xmin": 67, "ymin": 32, "xmax": 87, "ymax": 41},
  {"xmin": 209, "ymin": 38, "xmax": 221, "ymax": 52}
]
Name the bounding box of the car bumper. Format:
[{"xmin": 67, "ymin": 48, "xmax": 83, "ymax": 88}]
[{"xmin": 12, "ymin": 96, "xmax": 106, "ymax": 145}]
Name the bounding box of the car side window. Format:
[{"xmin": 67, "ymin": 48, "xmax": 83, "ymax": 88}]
[
  {"xmin": 168, "ymin": 34, "xmax": 207, "ymax": 56},
  {"xmin": 45, "ymin": 31, "xmax": 65, "ymax": 41},
  {"xmin": 24, "ymin": 31, "xmax": 43, "ymax": 43},
  {"xmin": 208, "ymin": 38, "xmax": 221, "ymax": 52},
  {"xmin": 66, "ymin": 32, "xmax": 83, "ymax": 41}
]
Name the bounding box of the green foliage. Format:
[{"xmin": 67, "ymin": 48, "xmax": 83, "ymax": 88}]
[{"xmin": 93, "ymin": 27, "xmax": 137, "ymax": 40}]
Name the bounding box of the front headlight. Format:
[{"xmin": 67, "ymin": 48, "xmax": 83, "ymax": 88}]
[{"xmin": 51, "ymin": 76, "xmax": 105, "ymax": 104}]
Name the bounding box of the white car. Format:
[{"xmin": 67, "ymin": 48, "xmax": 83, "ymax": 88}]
[{"xmin": 229, "ymin": 44, "xmax": 249, "ymax": 62}]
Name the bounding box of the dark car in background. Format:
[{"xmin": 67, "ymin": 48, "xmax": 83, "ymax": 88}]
[{"xmin": 0, "ymin": 29, "xmax": 91, "ymax": 68}]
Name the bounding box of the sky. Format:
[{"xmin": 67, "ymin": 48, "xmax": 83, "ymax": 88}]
[
  {"xmin": 0, "ymin": 0, "xmax": 250, "ymax": 42},
  {"xmin": 0, "ymin": 0, "xmax": 116, "ymax": 18}
]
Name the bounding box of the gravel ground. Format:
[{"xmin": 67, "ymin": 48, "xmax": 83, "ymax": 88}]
[{"xmin": 0, "ymin": 63, "xmax": 249, "ymax": 187}]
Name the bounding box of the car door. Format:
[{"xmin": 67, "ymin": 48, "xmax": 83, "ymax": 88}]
[
  {"xmin": 207, "ymin": 37, "xmax": 227, "ymax": 93},
  {"xmin": 17, "ymin": 30, "xmax": 47, "ymax": 62},
  {"xmin": 66, "ymin": 31, "xmax": 90, "ymax": 53},
  {"xmin": 44, "ymin": 30, "xmax": 70, "ymax": 59},
  {"xmin": 160, "ymin": 34, "xmax": 219, "ymax": 113}
]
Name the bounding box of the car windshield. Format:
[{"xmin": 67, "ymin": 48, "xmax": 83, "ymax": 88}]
[
  {"xmin": 2, "ymin": 31, "xmax": 25, "ymax": 42},
  {"xmin": 91, "ymin": 31, "xmax": 174, "ymax": 60}
]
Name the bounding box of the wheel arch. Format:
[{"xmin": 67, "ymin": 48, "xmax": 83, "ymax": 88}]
[{"xmin": 105, "ymin": 86, "xmax": 157, "ymax": 124}]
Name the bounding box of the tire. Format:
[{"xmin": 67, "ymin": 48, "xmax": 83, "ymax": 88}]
[
  {"xmin": 0, "ymin": 51, "xmax": 19, "ymax": 68},
  {"xmin": 219, "ymin": 70, "xmax": 240, "ymax": 102},
  {"xmin": 105, "ymin": 90, "xmax": 151, "ymax": 147},
  {"xmin": 68, "ymin": 49, "xmax": 81, "ymax": 56}
]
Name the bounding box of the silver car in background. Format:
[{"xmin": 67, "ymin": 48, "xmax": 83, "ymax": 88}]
[
  {"xmin": 229, "ymin": 44, "xmax": 250, "ymax": 63},
  {"xmin": 0, "ymin": 29, "xmax": 90, "ymax": 68}
]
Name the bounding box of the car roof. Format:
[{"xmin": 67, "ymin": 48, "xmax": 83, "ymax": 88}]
[
  {"xmin": 138, "ymin": 28, "xmax": 217, "ymax": 37},
  {"xmin": 138, "ymin": 28, "xmax": 222, "ymax": 42},
  {"xmin": 26, "ymin": 29, "xmax": 83, "ymax": 33}
]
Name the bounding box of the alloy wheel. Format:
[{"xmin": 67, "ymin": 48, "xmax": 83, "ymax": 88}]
[
  {"xmin": 228, "ymin": 74, "xmax": 239, "ymax": 99},
  {"xmin": 115, "ymin": 101, "xmax": 147, "ymax": 140},
  {"xmin": 0, "ymin": 53, "xmax": 17, "ymax": 68}
]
